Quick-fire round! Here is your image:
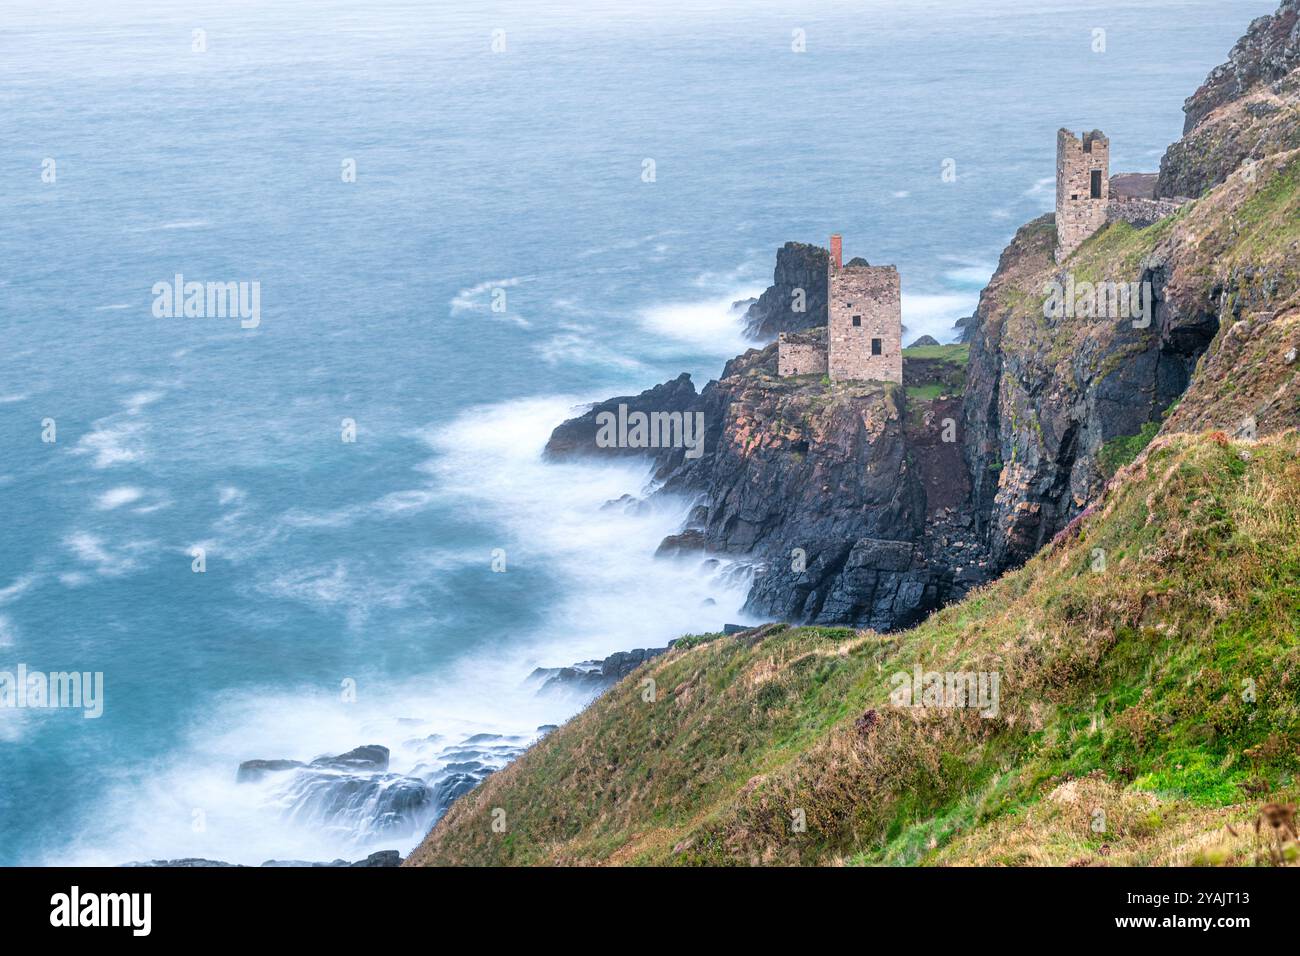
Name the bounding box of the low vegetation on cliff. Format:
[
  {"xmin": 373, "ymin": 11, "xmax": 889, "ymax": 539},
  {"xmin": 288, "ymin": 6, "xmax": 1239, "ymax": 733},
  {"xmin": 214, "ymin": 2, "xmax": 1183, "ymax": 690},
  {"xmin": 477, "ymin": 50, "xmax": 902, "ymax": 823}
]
[{"xmin": 409, "ymin": 429, "xmax": 1300, "ymax": 866}]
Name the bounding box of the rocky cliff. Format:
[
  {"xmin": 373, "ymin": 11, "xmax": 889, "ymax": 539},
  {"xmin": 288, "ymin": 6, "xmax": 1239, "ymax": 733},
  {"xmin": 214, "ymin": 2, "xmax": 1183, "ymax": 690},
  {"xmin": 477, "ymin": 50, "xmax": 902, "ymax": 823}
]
[
  {"xmin": 549, "ymin": 0, "xmax": 1300, "ymax": 621},
  {"xmin": 547, "ymin": 337, "xmax": 980, "ymax": 631},
  {"xmin": 1158, "ymin": 0, "xmax": 1300, "ymax": 198},
  {"xmin": 740, "ymin": 241, "xmax": 830, "ymax": 340},
  {"xmin": 965, "ymin": 153, "xmax": 1300, "ymax": 573},
  {"xmin": 1181, "ymin": 0, "xmax": 1299, "ymax": 135}
]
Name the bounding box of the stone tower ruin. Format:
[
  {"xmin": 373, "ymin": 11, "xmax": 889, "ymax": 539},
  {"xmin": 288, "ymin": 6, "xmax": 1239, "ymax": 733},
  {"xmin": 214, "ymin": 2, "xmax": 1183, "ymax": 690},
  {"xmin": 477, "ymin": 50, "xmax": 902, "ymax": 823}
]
[
  {"xmin": 1055, "ymin": 128, "xmax": 1110, "ymax": 261},
  {"xmin": 826, "ymin": 235, "xmax": 902, "ymax": 384}
]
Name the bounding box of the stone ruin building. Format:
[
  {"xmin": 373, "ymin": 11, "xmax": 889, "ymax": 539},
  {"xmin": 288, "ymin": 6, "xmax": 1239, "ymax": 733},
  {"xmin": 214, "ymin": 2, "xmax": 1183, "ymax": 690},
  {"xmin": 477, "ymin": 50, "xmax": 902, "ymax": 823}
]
[
  {"xmin": 1055, "ymin": 128, "xmax": 1186, "ymax": 261},
  {"xmin": 777, "ymin": 234, "xmax": 903, "ymax": 384}
]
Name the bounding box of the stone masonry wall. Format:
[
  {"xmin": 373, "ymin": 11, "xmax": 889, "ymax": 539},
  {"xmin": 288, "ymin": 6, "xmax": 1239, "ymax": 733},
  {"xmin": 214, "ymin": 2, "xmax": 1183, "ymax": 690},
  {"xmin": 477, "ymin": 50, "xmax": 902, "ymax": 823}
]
[
  {"xmin": 828, "ymin": 265, "xmax": 903, "ymax": 383},
  {"xmin": 1056, "ymin": 128, "xmax": 1110, "ymax": 261},
  {"xmin": 1105, "ymin": 195, "xmax": 1186, "ymax": 229},
  {"xmin": 777, "ymin": 331, "xmax": 828, "ymax": 376}
]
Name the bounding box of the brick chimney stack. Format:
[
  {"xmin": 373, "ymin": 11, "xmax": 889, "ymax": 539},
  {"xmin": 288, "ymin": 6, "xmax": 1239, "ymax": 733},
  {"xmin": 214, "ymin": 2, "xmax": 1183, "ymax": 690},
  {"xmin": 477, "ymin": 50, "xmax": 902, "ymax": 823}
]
[{"xmin": 830, "ymin": 234, "xmax": 843, "ymax": 271}]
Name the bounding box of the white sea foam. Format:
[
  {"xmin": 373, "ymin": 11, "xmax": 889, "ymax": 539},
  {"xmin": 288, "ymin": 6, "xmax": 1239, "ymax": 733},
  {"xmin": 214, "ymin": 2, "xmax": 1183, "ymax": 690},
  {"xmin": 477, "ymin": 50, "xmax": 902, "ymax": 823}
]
[
  {"xmin": 122, "ymin": 390, "xmax": 164, "ymax": 412},
  {"xmin": 423, "ymin": 395, "xmax": 753, "ymax": 664},
  {"xmin": 73, "ymin": 420, "xmax": 147, "ymax": 469},
  {"xmin": 217, "ymin": 485, "xmax": 247, "ymax": 507},
  {"xmin": 95, "ymin": 486, "xmax": 144, "ymax": 510},
  {"xmin": 47, "ymin": 394, "xmax": 752, "ymax": 866},
  {"xmin": 637, "ymin": 291, "xmax": 759, "ymax": 357},
  {"xmin": 943, "ymin": 262, "xmax": 996, "ymax": 288},
  {"xmin": 1025, "ymin": 176, "xmax": 1055, "ymax": 199},
  {"xmin": 902, "ymin": 292, "xmax": 976, "ymax": 344},
  {"xmin": 449, "ymin": 276, "xmax": 532, "ymax": 328},
  {"xmin": 535, "ymin": 333, "xmax": 646, "ymax": 371},
  {"xmin": 63, "ymin": 532, "xmax": 151, "ymax": 577},
  {"xmin": 0, "ymin": 573, "xmax": 39, "ymax": 606}
]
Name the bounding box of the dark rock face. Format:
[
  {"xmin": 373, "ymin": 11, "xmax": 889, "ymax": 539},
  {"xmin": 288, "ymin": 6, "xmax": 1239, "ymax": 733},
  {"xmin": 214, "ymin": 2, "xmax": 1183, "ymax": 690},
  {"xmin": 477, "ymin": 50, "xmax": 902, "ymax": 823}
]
[
  {"xmin": 659, "ymin": 344, "xmax": 980, "ymax": 630},
  {"xmin": 958, "ymin": 205, "xmax": 1231, "ymax": 573},
  {"xmin": 655, "ymin": 529, "xmax": 708, "ymax": 556},
  {"xmin": 542, "ymin": 310, "xmax": 986, "ymax": 631},
  {"xmin": 543, "ymin": 372, "xmax": 701, "ymax": 476},
  {"xmin": 236, "ymin": 758, "xmax": 304, "ymax": 783},
  {"xmin": 124, "ymin": 858, "xmax": 245, "ymax": 867},
  {"xmin": 1181, "ymin": 0, "xmax": 1300, "ymax": 135},
  {"xmin": 348, "ymin": 850, "xmax": 402, "ymax": 867},
  {"xmin": 953, "ymin": 313, "xmax": 978, "ymax": 343},
  {"xmin": 742, "ymin": 242, "xmax": 830, "ymax": 341},
  {"xmin": 530, "ymin": 646, "xmax": 671, "ymax": 695},
  {"xmin": 309, "ymin": 745, "xmax": 390, "ymax": 772},
  {"xmin": 1158, "ymin": 2, "xmax": 1300, "ymax": 199},
  {"xmin": 231, "ymin": 734, "xmax": 534, "ymax": 847}
]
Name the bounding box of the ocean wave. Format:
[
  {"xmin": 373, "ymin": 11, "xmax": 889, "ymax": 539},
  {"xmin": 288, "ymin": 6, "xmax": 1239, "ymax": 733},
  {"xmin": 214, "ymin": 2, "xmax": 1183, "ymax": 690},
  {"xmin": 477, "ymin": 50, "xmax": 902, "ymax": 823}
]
[
  {"xmin": 0, "ymin": 573, "xmax": 40, "ymax": 606},
  {"xmin": 902, "ymin": 292, "xmax": 977, "ymax": 344},
  {"xmin": 636, "ymin": 291, "xmax": 759, "ymax": 358},
  {"xmin": 94, "ymin": 486, "xmax": 145, "ymax": 510},
  {"xmin": 63, "ymin": 531, "xmax": 153, "ymax": 578},
  {"xmin": 73, "ymin": 420, "xmax": 148, "ymax": 469},
  {"xmin": 535, "ymin": 333, "xmax": 646, "ymax": 371},
  {"xmin": 449, "ymin": 276, "xmax": 526, "ymax": 314}
]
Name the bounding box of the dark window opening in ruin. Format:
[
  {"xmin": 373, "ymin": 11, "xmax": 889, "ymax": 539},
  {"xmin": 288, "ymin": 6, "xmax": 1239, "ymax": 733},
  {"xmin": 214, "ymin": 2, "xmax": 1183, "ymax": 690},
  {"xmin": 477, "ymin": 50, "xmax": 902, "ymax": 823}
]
[
  {"xmin": 852, "ymin": 315, "xmax": 861, "ymax": 327},
  {"xmin": 1071, "ymin": 194, "xmax": 1079, "ymax": 201},
  {"xmin": 1090, "ymin": 170, "xmax": 1102, "ymax": 199},
  {"xmin": 871, "ymin": 338, "xmax": 882, "ymax": 356}
]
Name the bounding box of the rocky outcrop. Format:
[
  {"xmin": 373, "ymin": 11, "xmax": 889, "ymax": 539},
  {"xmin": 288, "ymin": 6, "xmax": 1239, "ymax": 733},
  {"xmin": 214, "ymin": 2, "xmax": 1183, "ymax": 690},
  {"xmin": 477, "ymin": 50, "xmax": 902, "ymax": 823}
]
[
  {"xmin": 962, "ymin": 146, "xmax": 1300, "ymax": 573},
  {"xmin": 661, "ymin": 345, "xmax": 939, "ymax": 629},
  {"xmin": 529, "ymin": 646, "xmax": 671, "ymax": 695},
  {"xmin": 548, "ymin": 333, "xmax": 983, "ymax": 631},
  {"xmin": 231, "ymin": 733, "xmax": 538, "ymax": 845},
  {"xmin": 742, "ymin": 242, "xmax": 830, "ymax": 341},
  {"xmin": 1158, "ymin": 1, "xmax": 1300, "ymax": 198},
  {"xmin": 543, "ymin": 372, "xmax": 701, "ymax": 477},
  {"xmin": 1158, "ymin": 69, "xmax": 1300, "ymax": 199},
  {"xmin": 959, "ymin": 204, "xmax": 1223, "ymax": 570},
  {"xmin": 1180, "ymin": 0, "xmax": 1300, "ymax": 135},
  {"xmin": 126, "ymin": 850, "xmax": 403, "ymax": 867}
]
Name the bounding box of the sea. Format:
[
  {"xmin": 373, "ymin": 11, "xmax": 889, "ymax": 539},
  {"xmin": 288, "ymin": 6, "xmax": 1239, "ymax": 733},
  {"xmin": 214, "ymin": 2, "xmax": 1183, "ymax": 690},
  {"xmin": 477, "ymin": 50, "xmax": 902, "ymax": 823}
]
[{"xmin": 0, "ymin": 0, "xmax": 1273, "ymax": 865}]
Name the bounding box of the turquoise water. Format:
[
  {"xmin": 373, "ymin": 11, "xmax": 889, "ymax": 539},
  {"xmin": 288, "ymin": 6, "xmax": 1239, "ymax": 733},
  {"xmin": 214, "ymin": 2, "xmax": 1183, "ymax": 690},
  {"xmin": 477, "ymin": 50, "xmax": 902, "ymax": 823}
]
[{"xmin": 0, "ymin": 0, "xmax": 1270, "ymax": 865}]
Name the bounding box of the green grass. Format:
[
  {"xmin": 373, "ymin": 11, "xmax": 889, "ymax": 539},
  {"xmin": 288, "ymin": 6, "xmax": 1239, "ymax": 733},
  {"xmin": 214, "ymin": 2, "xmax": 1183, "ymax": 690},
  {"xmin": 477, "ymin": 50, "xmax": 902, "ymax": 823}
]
[
  {"xmin": 906, "ymin": 383, "xmax": 948, "ymax": 401},
  {"xmin": 1097, "ymin": 420, "xmax": 1161, "ymax": 476},
  {"xmin": 903, "ymin": 343, "xmax": 970, "ymax": 364},
  {"xmin": 410, "ymin": 430, "xmax": 1300, "ymax": 868}
]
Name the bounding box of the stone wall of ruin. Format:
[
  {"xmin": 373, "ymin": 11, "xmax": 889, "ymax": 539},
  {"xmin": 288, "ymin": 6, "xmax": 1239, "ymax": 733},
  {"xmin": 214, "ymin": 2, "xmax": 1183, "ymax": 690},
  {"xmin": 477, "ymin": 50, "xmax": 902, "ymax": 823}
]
[
  {"xmin": 1105, "ymin": 196, "xmax": 1186, "ymax": 229},
  {"xmin": 777, "ymin": 331, "xmax": 828, "ymax": 377},
  {"xmin": 827, "ymin": 265, "xmax": 902, "ymax": 384},
  {"xmin": 1056, "ymin": 128, "xmax": 1110, "ymax": 261}
]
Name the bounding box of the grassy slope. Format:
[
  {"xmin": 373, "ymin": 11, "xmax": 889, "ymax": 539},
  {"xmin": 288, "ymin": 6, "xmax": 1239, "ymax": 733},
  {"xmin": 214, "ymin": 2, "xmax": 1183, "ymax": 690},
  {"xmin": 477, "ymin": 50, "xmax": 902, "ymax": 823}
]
[
  {"xmin": 409, "ymin": 125, "xmax": 1300, "ymax": 873},
  {"xmin": 409, "ymin": 430, "xmax": 1300, "ymax": 867}
]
